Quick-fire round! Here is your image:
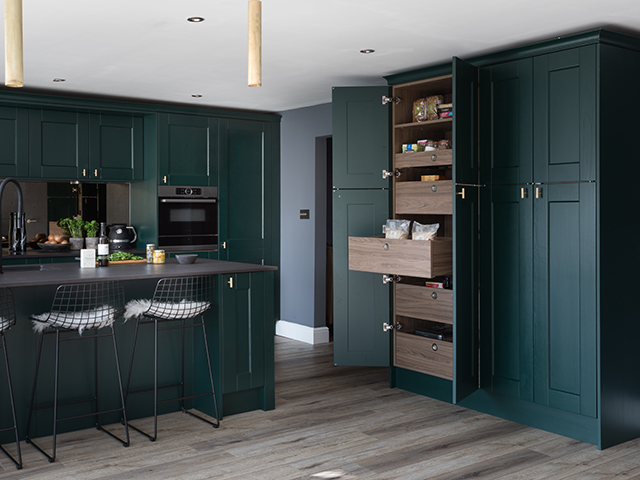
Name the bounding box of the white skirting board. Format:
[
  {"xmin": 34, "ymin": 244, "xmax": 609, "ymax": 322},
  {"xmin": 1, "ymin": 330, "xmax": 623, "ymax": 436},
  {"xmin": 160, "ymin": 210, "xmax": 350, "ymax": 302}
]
[{"xmin": 275, "ymin": 320, "xmax": 330, "ymax": 345}]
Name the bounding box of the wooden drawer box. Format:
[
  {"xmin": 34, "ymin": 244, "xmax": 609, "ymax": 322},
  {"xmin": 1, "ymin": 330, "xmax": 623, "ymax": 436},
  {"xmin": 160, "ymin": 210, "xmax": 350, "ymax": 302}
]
[
  {"xmin": 348, "ymin": 237, "xmax": 452, "ymax": 278},
  {"xmin": 394, "ymin": 332, "xmax": 453, "ymax": 380},
  {"xmin": 395, "ymin": 284, "xmax": 452, "ymax": 324},
  {"xmin": 395, "ymin": 149, "xmax": 453, "ymax": 169},
  {"xmin": 395, "ymin": 180, "xmax": 452, "ymax": 215}
]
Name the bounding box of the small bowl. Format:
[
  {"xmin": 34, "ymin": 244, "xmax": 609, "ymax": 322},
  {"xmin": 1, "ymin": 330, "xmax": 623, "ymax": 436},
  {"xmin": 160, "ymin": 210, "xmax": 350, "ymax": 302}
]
[{"xmin": 175, "ymin": 254, "xmax": 198, "ymax": 264}]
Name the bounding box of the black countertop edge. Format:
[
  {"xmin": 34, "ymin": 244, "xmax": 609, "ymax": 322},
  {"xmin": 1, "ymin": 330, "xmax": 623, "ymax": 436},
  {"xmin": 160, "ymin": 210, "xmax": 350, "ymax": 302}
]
[
  {"xmin": 0, "ymin": 258, "xmax": 277, "ymax": 288},
  {"xmin": 1, "ymin": 248, "xmax": 146, "ymax": 259}
]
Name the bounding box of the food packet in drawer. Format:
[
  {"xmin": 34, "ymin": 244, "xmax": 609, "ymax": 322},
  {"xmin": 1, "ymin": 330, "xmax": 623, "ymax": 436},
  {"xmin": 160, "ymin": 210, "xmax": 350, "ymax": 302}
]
[
  {"xmin": 412, "ymin": 221, "xmax": 439, "ymax": 241},
  {"xmin": 385, "ymin": 219, "xmax": 411, "ymax": 239}
]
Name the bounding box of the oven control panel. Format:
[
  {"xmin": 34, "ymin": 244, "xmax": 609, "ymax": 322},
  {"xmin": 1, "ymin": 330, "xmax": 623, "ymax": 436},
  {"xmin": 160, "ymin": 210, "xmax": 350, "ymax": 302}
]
[{"xmin": 158, "ymin": 185, "xmax": 218, "ymax": 199}]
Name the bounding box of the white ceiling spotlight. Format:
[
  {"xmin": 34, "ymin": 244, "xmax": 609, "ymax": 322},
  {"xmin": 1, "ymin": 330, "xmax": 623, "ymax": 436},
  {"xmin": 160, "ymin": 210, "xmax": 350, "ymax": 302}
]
[
  {"xmin": 248, "ymin": 0, "xmax": 262, "ymax": 87},
  {"xmin": 4, "ymin": 0, "xmax": 23, "ymax": 88}
]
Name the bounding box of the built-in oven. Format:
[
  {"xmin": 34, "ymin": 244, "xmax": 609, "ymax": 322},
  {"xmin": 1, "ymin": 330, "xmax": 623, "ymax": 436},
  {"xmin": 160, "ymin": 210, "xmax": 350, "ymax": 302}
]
[{"xmin": 157, "ymin": 185, "xmax": 217, "ymax": 250}]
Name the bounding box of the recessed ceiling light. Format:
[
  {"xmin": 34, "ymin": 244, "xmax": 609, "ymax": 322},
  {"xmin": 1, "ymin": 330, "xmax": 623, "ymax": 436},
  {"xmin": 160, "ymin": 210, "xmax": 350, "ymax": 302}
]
[
  {"xmin": 187, "ymin": 17, "xmax": 205, "ymax": 23},
  {"xmin": 191, "ymin": 94, "xmax": 202, "ymax": 98},
  {"xmin": 360, "ymin": 49, "xmax": 375, "ymax": 54},
  {"xmin": 53, "ymin": 78, "xmax": 66, "ymax": 82}
]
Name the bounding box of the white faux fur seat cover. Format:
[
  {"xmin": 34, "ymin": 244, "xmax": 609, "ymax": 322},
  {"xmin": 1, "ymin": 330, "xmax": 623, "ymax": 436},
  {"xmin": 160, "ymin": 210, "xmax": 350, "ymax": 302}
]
[
  {"xmin": 124, "ymin": 299, "xmax": 211, "ymax": 321},
  {"xmin": 31, "ymin": 305, "xmax": 118, "ymax": 334}
]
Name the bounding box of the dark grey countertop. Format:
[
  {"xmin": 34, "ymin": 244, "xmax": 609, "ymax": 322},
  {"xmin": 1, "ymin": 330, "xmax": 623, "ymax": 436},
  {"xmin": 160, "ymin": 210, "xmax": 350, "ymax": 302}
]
[
  {"xmin": 1, "ymin": 248, "xmax": 147, "ymax": 259},
  {"xmin": 0, "ymin": 258, "xmax": 277, "ymax": 288}
]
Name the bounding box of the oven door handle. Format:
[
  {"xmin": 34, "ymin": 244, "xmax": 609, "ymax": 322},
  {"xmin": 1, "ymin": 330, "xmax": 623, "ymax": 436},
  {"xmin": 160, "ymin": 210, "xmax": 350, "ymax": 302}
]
[{"xmin": 160, "ymin": 198, "xmax": 217, "ymax": 203}]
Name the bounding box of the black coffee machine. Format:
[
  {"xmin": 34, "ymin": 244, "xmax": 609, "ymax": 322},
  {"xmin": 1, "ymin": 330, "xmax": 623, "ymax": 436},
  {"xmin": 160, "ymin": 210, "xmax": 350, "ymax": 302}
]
[{"xmin": 108, "ymin": 224, "xmax": 137, "ymax": 251}]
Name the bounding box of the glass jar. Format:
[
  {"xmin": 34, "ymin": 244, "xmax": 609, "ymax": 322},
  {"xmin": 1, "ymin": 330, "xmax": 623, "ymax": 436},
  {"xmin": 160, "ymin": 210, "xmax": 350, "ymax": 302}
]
[
  {"xmin": 146, "ymin": 244, "xmax": 156, "ymax": 263},
  {"xmin": 153, "ymin": 249, "xmax": 165, "ymax": 264}
]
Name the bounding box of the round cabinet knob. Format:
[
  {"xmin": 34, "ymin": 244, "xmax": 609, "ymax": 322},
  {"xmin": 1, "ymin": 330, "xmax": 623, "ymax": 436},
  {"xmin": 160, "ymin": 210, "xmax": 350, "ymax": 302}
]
[
  {"xmin": 431, "ymin": 154, "xmax": 437, "ymax": 162},
  {"xmin": 431, "ymin": 184, "xmax": 438, "ymax": 192},
  {"xmin": 432, "ymin": 343, "xmax": 438, "ymax": 352},
  {"xmin": 383, "ymin": 243, "xmax": 389, "ymax": 251},
  {"xmin": 431, "ymin": 291, "xmax": 438, "ymax": 300}
]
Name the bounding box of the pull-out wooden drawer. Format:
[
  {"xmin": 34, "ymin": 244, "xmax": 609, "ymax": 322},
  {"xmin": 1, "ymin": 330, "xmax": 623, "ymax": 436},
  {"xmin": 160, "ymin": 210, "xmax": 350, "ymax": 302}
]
[
  {"xmin": 395, "ymin": 180, "xmax": 452, "ymax": 215},
  {"xmin": 349, "ymin": 236, "xmax": 452, "ymax": 278},
  {"xmin": 395, "ymin": 149, "xmax": 453, "ymax": 169},
  {"xmin": 395, "ymin": 284, "xmax": 452, "ymax": 324},
  {"xmin": 394, "ymin": 332, "xmax": 453, "ymax": 380}
]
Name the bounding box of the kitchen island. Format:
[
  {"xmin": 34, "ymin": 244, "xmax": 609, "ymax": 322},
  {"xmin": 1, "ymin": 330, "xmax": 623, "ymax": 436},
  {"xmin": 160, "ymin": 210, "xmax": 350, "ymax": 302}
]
[{"xmin": 0, "ymin": 259, "xmax": 276, "ymax": 441}]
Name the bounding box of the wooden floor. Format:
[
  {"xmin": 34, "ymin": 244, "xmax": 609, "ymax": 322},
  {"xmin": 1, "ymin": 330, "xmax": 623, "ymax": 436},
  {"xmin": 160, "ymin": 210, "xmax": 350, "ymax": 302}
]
[{"xmin": 2, "ymin": 336, "xmax": 640, "ymax": 479}]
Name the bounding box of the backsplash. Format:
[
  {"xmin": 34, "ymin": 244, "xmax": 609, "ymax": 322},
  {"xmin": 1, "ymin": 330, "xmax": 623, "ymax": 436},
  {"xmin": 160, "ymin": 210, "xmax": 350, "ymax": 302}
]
[{"xmin": 1, "ymin": 181, "xmax": 130, "ymax": 239}]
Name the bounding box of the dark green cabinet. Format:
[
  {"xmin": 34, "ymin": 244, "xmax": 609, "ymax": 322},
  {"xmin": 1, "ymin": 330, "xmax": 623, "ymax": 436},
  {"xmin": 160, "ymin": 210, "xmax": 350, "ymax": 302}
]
[
  {"xmin": 29, "ymin": 109, "xmax": 89, "ymax": 179},
  {"xmin": 89, "ymin": 113, "xmax": 143, "ymax": 181},
  {"xmin": 27, "ymin": 109, "xmax": 143, "ymax": 181},
  {"xmin": 0, "ymin": 106, "xmax": 28, "ymax": 177},
  {"xmin": 157, "ymin": 113, "xmax": 218, "ymax": 186},
  {"xmin": 218, "ymin": 270, "xmax": 274, "ymax": 416},
  {"xmin": 218, "ymin": 119, "xmax": 272, "ymax": 265},
  {"xmin": 332, "ymin": 189, "xmax": 390, "ymax": 367}
]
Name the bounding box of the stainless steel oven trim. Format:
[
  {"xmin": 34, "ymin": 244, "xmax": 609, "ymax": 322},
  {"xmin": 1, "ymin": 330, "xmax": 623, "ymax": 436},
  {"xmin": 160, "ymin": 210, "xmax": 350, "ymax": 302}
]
[{"xmin": 160, "ymin": 198, "xmax": 217, "ymax": 204}]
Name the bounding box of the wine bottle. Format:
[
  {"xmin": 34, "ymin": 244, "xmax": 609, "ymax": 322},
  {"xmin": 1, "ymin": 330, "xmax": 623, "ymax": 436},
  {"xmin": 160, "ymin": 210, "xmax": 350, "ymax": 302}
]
[{"xmin": 97, "ymin": 222, "xmax": 109, "ymax": 267}]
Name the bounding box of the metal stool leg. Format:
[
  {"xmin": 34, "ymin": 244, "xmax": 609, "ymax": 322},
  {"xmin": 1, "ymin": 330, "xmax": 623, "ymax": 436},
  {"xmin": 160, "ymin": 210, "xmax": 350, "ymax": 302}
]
[
  {"xmin": 110, "ymin": 326, "xmax": 130, "ymax": 447},
  {"xmin": 0, "ymin": 333, "xmax": 22, "ymax": 469}
]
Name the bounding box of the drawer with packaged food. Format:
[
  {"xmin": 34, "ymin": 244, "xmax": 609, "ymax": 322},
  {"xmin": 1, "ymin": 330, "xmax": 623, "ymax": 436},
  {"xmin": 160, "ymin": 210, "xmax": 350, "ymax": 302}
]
[{"xmin": 348, "ymin": 236, "xmax": 452, "ymax": 278}]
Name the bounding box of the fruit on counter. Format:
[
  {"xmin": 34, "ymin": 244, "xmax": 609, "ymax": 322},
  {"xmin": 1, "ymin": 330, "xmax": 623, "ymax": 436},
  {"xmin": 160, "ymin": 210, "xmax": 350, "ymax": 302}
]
[
  {"xmin": 28, "ymin": 233, "xmax": 48, "ymax": 243},
  {"xmin": 108, "ymin": 252, "xmax": 144, "ymax": 262},
  {"xmin": 44, "ymin": 234, "xmax": 67, "ymax": 245}
]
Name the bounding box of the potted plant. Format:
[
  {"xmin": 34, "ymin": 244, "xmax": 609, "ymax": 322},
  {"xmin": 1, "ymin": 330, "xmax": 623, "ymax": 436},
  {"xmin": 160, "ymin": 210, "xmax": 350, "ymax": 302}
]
[
  {"xmin": 84, "ymin": 220, "xmax": 100, "ymax": 251},
  {"xmin": 57, "ymin": 216, "xmax": 85, "ymax": 250}
]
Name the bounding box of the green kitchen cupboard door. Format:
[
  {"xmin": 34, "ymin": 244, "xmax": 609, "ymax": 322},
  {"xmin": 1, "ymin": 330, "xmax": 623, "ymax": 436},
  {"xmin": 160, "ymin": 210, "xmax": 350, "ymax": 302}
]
[
  {"xmin": 220, "ymin": 272, "xmax": 266, "ymax": 394},
  {"xmin": 218, "ymin": 119, "xmax": 272, "ymax": 265},
  {"xmin": 157, "ymin": 113, "xmax": 218, "ymax": 186},
  {"xmin": 452, "ymin": 57, "xmax": 479, "ymax": 402},
  {"xmin": 532, "ymin": 182, "xmax": 596, "ymax": 417},
  {"xmin": 28, "ymin": 109, "xmax": 89, "ymax": 179},
  {"xmin": 332, "ymin": 86, "xmax": 390, "ymax": 189},
  {"xmin": 89, "ymin": 113, "xmax": 143, "ymax": 181},
  {"xmin": 333, "ymin": 189, "xmax": 390, "ymax": 367},
  {"xmin": 478, "ymin": 58, "xmax": 533, "ymax": 186},
  {"xmin": 479, "ymin": 184, "xmax": 534, "ymax": 402},
  {"xmin": 533, "ymin": 46, "xmax": 596, "ymax": 183},
  {"xmin": 0, "ymin": 106, "xmax": 29, "ymax": 178}
]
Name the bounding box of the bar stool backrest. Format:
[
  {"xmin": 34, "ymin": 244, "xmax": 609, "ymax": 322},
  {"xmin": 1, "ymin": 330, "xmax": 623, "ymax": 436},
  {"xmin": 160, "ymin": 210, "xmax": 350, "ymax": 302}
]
[
  {"xmin": 0, "ymin": 287, "xmax": 16, "ymax": 333},
  {"xmin": 146, "ymin": 275, "xmax": 214, "ymax": 320},
  {"xmin": 38, "ymin": 281, "xmax": 125, "ymax": 332}
]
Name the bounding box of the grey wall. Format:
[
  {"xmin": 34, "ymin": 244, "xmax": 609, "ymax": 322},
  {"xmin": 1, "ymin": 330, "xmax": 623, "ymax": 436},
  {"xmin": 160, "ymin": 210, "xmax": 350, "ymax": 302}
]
[{"xmin": 279, "ymin": 103, "xmax": 332, "ymax": 329}]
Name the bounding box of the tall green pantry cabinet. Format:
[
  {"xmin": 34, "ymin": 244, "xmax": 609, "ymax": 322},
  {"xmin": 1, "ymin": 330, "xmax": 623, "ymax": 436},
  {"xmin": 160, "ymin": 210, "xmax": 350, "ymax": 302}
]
[{"xmin": 333, "ymin": 29, "xmax": 640, "ymax": 449}]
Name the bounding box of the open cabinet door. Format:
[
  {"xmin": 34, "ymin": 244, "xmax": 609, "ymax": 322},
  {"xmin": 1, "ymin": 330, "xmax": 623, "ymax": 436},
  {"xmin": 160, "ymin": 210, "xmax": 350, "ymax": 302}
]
[
  {"xmin": 332, "ymin": 86, "xmax": 391, "ymax": 366},
  {"xmin": 452, "ymin": 57, "xmax": 479, "ymax": 402}
]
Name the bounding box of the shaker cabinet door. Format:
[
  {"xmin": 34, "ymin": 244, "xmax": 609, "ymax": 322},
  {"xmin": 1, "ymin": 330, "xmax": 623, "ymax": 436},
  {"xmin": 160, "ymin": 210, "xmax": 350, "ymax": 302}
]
[
  {"xmin": 89, "ymin": 113, "xmax": 143, "ymax": 181},
  {"xmin": 29, "ymin": 109, "xmax": 89, "ymax": 179},
  {"xmin": 333, "ymin": 189, "xmax": 390, "ymax": 367},
  {"xmin": 0, "ymin": 106, "xmax": 29, "ymax": 178}
]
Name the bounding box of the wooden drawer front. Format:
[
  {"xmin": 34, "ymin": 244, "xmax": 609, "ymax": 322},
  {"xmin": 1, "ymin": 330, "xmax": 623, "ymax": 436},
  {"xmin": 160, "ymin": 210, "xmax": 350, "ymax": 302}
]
[
  {"xmin": 395, "ymin": 284, "xmax": 452, "ymax": 324},
  {"xmin": 349, "ymin": 237, "xmax": 452, "ymax": 278},
  {"xmin": 394, "ymin": 332, "xmax": 453, "ymax": 380},
  {"xmin": 395, "ymin": 149, "xmax": 452, "ymax": 169},
  {"xmin": 395, "ymin": 180, "xmax": 452, "ymax": 215}
]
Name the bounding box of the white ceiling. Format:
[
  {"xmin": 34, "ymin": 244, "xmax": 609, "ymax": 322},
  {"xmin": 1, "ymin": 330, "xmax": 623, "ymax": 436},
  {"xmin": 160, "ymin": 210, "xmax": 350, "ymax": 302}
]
[{"xmin": 2, "ymin": 0, "xmax": 640, "ymax": 113}]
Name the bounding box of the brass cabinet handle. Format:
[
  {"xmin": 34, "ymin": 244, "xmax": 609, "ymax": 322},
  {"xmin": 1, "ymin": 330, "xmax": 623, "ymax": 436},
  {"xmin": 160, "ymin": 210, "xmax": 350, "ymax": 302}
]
[
  {"xmin": 228, "ymin": 277, "xmax": 233, "ymax": 289},
  {"xmin": 163, "ymin": 175, "xmax": 167, "ymax": 184},
  {"xmin": 456, "ymin": 187, "xmax": 466, "ymax": 199},
  {"xmin": 94, "ymin": 169, "xmax": 98, "ymax": 177},
  {"xmin": 222, "ymin": 241, "xmax": 226, "ymax": 249},
  {"xmin": 82, "ymin": 168, "xmax": 86, "ymax": 177},
  {"xmin": 536, "ymin": 187, "xmax": 542, "ymax": 199},
  {"xmin": 521, "ymin": 187, "xmax": 527, "ymax": 199}
]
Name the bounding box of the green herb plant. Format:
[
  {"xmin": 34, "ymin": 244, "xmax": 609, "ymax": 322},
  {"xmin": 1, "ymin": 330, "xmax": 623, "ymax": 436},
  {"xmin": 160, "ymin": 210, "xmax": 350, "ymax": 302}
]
[
  {"xmin": 57, "ymin": 216, "xmax": 85, "ymax": 238},
  {"xmin": 84, "ymin": 220, "xmax": 100, "ymax": 238},
  {"xmin": 108, "ymin": 252, "xmax": 144, "ymax": 262}
]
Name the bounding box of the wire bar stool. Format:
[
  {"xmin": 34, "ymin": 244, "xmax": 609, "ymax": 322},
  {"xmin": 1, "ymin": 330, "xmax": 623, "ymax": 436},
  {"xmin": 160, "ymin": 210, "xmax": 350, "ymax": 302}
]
[
  {"xmin": 123, "ymin": 275, "xmax": 219, "ymax": 441},
  {"xmin": 0, "ymin": 287, "xmax": 22, "ymax": 469},
  {"xmin": 25, "ymin": 281, "xmax": 130, "ymax": 462}
]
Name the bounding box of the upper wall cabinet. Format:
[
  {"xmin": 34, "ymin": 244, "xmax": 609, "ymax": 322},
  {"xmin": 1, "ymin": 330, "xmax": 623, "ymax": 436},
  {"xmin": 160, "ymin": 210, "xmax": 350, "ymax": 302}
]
[
  {"xmin": 89, "ymin": 113, "xmax": 144, "ymax": 181},
  {"xmin": 29, "ymin": 109, "xmax": 89, "ymax": 179},
  {"xmin": 0, "ymin": 106, "xmax": 29, "ymax": 178},
  {"xmin": 27, "ymin": 109, "xmax": 143, "ymax": 181},
  {"xmin": 157, "ymin": 113, "xmax": 218, "ymax": 186}
]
